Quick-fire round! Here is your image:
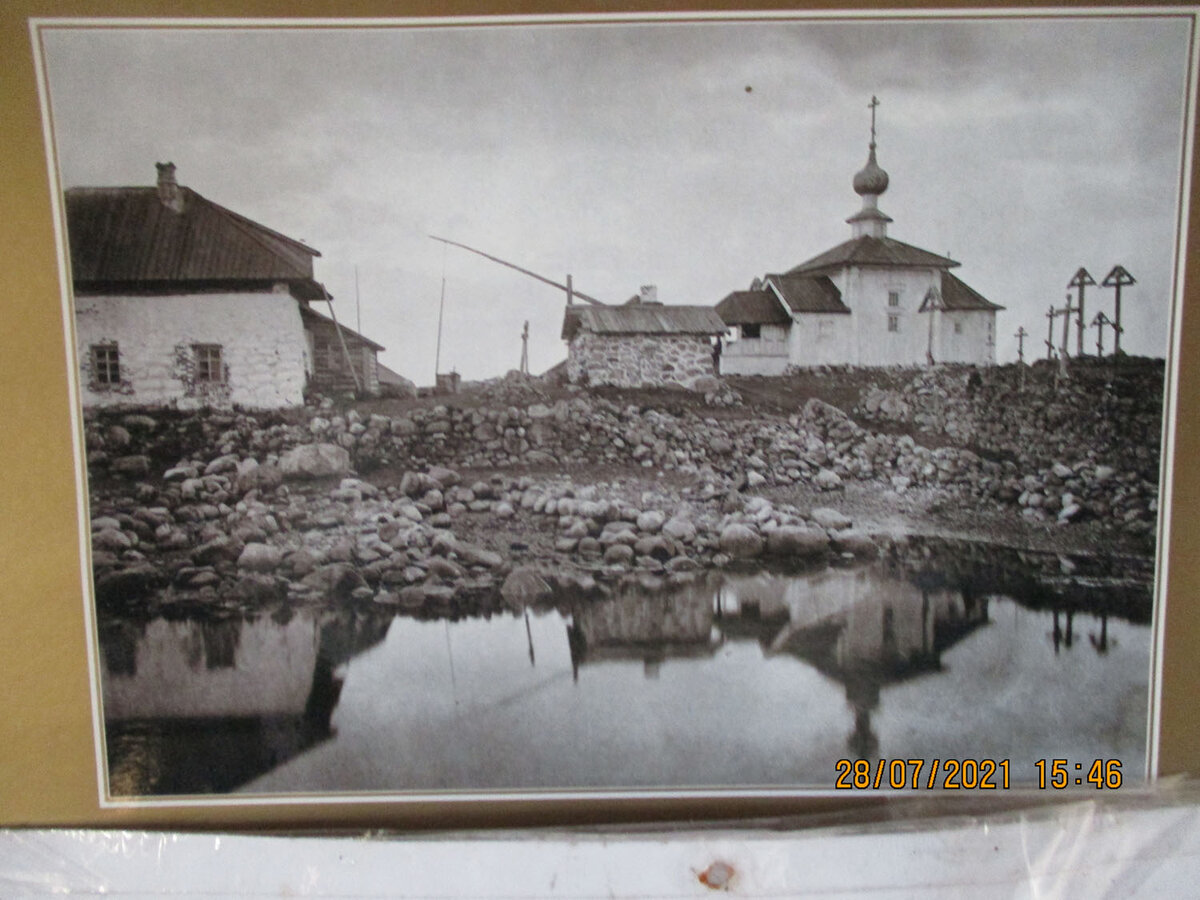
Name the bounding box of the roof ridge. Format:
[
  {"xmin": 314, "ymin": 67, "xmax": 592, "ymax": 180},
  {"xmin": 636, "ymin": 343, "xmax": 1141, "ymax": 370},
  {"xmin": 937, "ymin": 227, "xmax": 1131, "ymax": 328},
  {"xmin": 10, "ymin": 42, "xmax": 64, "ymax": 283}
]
[{"xmin": 191, "ymin": 189, "xmax": 321, "ymax": 262}]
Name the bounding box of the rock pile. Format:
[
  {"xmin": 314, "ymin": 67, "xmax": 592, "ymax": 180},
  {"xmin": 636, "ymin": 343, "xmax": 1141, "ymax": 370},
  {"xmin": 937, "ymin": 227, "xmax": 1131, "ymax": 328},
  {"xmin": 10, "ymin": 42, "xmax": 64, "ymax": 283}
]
[{"xmin": 88, "ymin": 437, "xmax": 885, "ymax": 616}]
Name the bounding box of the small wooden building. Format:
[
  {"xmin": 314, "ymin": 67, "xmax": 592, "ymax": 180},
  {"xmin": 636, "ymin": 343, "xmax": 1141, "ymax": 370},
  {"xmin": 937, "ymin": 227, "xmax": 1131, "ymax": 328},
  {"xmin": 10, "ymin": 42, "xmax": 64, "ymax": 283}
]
[{"xmin": 299, "ymin": 305, "xmax": 384, "ymax": 397}]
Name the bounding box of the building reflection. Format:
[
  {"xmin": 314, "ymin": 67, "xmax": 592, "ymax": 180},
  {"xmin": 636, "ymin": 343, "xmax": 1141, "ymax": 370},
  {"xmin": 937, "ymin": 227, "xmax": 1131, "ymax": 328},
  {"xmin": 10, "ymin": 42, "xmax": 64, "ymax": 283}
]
[
  {"xmin": 714, "ymin": 566, "xmax": 990, "ymax": 760},
  {"xmin": 100, "ymin": 608, "xmax": 390, "ymax": 795},
  {"xmin": 566, "ymin": 577, "xmax": 722, "ymax": 680}
]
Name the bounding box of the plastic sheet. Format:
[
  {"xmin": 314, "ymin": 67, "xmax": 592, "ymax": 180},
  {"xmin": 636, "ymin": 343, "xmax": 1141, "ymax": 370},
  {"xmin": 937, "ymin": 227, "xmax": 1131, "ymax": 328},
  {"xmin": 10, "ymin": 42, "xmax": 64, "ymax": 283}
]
[{"xmin": 4, "ymin": 781, "xmax": 1200, "ymax": 897}]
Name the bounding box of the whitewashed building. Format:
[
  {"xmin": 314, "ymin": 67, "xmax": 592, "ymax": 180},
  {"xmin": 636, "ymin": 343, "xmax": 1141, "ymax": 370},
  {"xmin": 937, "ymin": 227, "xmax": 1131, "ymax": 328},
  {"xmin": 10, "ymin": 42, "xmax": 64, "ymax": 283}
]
[
  {"xmin": 717, "ymin": 125, "xmax": 1002, "ymax": 374},
  {"xmin": 67, "ymin": 163, "xmax": 380, "ymax": 409}
]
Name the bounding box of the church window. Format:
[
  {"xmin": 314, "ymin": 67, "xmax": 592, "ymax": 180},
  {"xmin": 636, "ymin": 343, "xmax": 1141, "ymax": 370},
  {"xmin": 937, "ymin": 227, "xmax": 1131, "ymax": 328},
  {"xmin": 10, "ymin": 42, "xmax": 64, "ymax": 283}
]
[
  {"xmin": 888, "ymin": 291, "xmax": 900, "ymax": 307},
  {"xmin": 954, "ymin": 321, "xmax": 963, "ymax": 335},
  {"xmin": 887, "ymin": 314, "xmax": 900, "ymax": 333},
  {"xmin": 742, "ymin": 323, "xmax": 762, "ymax": 339}
]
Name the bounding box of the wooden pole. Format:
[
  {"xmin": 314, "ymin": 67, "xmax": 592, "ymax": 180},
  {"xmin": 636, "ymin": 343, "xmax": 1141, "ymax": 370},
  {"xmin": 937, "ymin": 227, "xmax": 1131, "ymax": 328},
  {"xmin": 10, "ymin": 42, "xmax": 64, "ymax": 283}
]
[
  {"xmin": 435, "ymin": 244, "xmax": 447, "ymax": 378},
  {"xmin": 923, "ymin": 286, "xmax": 941, "ymax": 366},
  {"xmin": 520, "ymin": 320, "xmax": 530, "ymax": 375},
  {"xmin": 429, "ymin": 235, "xmax": 607, "ymax": 306},
  {"xmin": 1015, "ymin": 326, "xmax": 1028, "ymax": 392},
  {"xmin": 1045, "ymin": 305, "xmax": 1057, "ymax": 361},
  {"xmin": 320, "ymin": 285, "xmax": 362, "ymax": 395}
]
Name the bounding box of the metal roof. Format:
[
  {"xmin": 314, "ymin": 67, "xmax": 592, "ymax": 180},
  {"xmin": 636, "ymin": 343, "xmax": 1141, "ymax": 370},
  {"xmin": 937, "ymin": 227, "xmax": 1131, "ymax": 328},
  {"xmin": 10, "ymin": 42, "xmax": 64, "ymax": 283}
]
[
  {"xmin": 716, "ymin": 289, "xmax": 791, "ymax": 326},
  {"xmin": 562, "ymin": 304, "xmax": 727, "ymax": 340},
  {"xmin": 65, "ymin": 186, "xmax": 326, "ymax": 300},
  {"xmin": 765, "ymin": 273, "xmax": 851, "ymax": 315},
  {"xmin": 786, "ymin": 236, "xmax": 959, "ymax": 275},
  {"xmin": 939, "ymin": 272, "xmax": 1005, "ymax": 312}
]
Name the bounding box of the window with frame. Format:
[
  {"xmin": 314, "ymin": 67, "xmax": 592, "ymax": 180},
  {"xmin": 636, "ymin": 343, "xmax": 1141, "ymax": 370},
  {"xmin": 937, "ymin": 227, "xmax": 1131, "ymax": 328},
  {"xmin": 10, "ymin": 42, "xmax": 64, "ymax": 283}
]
[
  {"xmin": 91, "ymin": 343, "xmax": 120, "ymax": 385},
  {"xmin": 954, "ymin": 321, "xmax": 963, "ymax": 335},
  {"xmin": 887, "ymin": 313, "xmax": 900, "ymax": 333},
  {"xmin": 888, "ymin": 291, "xmax": 900, "ymax": 308},
  {"xmin": 741, "ymin": 323, "xmax": 762, "ymax": 339},
  {"xmin": 194, "ymin": 344, "xmax": 225, "ymax": 383}
]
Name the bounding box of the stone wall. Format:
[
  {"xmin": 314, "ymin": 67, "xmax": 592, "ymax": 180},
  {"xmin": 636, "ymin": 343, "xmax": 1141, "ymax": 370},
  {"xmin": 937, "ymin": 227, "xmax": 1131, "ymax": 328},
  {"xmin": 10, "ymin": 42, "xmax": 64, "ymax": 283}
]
[
  {"xmin": 567, "ymin": 332, "xmax": 716, "ymax": 389},
  {"xmin": 75, "ymin": 290, "xmax": 308, "ymax": 409}
]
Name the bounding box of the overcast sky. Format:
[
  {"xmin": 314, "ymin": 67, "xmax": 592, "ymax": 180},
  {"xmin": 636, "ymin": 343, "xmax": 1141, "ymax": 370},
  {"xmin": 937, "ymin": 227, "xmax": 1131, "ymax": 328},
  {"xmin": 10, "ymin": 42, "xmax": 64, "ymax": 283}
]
[{"xmin": 40, "ymin": 13, "xmax": 1194, "ymax": 383}]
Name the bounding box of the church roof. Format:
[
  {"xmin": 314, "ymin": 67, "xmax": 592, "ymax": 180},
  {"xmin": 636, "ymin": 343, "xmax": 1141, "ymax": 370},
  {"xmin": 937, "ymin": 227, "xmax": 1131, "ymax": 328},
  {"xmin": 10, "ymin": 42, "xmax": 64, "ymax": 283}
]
[
  {"xmin": 716, "ymin": 289, "xmax": 791, "ymax": 326},
  {"xmin": 65, "ymin": 185, "xmax": 327, "ymax": 300},
  {"xmin": 786, "ymin": 235, "xmax": 960, "ymax": 275},
  {"xmin": 939, "ymin": 272, "xmax": 1005, "ymax": 311},
  {"xmin": 765, "ymin": 273, "xmax": 851, "ymax": 315}
]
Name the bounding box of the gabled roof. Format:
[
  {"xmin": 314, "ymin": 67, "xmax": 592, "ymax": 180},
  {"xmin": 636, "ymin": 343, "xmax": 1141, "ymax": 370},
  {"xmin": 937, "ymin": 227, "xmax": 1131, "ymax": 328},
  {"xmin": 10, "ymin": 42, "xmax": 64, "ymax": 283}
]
[
  {"xmin": 716, "ymin": 289, "xmax": 791, "ymax": 326},
  {"xmin": 299, "ymin": 305, "xmax": 386, "ymax": 351},
  {"xmin": 765, "ymin": 273, "xmax": 851, "ymax": 315},
  {"xmin": 786, "ymin": 236, "xmax": 960, "ymax": 276},
  {"xmin": 65, "ymin": 186, "xmax": 326, "ymax": 300},
  {"xmin": 562, "ymin": 304, "xmax": 727, "ymax": 341},
  {"xmin": 939, "ymin": 272, "xmax": 1005, "ymax": 311}
]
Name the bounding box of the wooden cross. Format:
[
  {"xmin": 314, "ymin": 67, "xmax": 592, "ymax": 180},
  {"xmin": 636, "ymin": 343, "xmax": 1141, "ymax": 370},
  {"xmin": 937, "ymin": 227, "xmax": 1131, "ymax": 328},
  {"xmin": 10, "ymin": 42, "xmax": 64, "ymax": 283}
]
[
  {"xmin": 1014, "ymin": 326, "xmax": 1028, "ymax": 364},
  {"xmin": 519, "ymin": 320, "xmax": 530, "ymax": 375},
  {"xmin": 1068, "ymin": 267, "xmax": 1096, "ymax": 357},
  {"xmin": 1045, "ymin": 305, "xmax": 1058, "ymax": 360},
  {"xmin": 868, "ymin": 95, "xmax": 880, "ymax": 145},
  {"xmin": 1091, "ymin": 312, "xmax": 1113, "ymax": 356},
  {"xmin": 1102, "ymin": 265, "xmax": 1136, "ymax": 356},
  {"xmin": 1058, "ymin": 294, "xmax": 1079, "ymax": 357}
]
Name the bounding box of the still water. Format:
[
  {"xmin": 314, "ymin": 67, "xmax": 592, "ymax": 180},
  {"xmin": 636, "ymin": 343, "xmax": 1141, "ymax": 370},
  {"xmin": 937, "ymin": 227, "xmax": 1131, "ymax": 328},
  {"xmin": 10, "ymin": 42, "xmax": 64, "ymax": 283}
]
[{"xmin": 101, "ymin": 545, "xmax": 1151, "ymax": 795}]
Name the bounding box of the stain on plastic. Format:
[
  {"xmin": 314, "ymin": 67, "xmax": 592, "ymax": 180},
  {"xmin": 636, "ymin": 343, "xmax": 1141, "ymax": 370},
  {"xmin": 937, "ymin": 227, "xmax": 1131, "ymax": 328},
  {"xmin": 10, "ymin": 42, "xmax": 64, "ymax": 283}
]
[{"xmin": 699, "ymin": 860, "xmax": 735, "ymax": 890}]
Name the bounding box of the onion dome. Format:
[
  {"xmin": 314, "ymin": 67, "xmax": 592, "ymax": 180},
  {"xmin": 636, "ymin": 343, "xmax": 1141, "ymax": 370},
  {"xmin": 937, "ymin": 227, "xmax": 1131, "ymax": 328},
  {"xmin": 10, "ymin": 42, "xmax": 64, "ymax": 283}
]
[{"xmin": 852, "ymin": 144, "xmax": 889, "ymax": 196}]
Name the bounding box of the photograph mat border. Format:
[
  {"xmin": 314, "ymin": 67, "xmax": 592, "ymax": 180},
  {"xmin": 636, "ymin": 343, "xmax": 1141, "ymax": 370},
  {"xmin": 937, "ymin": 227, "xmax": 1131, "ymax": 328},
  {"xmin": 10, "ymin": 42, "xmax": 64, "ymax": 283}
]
[{"xmin": 29, "ymin": 5, "xmax": 1199, "ymax": 809}]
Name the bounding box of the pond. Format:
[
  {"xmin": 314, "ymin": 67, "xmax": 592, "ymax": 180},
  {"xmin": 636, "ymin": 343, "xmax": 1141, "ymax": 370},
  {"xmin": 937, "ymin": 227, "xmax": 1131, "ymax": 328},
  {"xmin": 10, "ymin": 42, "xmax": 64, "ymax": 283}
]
[{"xmin": 99, "ymin": 540, "xmax": 1153, "ymax": 796}]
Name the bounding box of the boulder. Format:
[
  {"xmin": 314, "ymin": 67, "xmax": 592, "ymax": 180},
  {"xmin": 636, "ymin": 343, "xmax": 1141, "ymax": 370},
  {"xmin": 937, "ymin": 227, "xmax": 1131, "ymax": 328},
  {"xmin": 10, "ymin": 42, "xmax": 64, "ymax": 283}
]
[
  {"xmin": 814, "ymin": 468, "xmax": 843, "ymax": 491},
  {"xmin": 662, "ymin": 516, "xmax": 697, "ymax": 543},
  {"xmin": 279, "ymin": 443, "xmax": 352, "ymax": 480},
  {"xmin": 831, "ymin": 529, "xmax": 878, "ymax": 557},
  {"xmin": 765, "ymin": 525, "xmax": 829, "ymax": 559},
  {"xmin": 810, "ymin": 507, "xmax": 852, "ymax": 531},
  {"xmin": 500, "ymin": 567, "xmax": 552, "ymax": 606},
  {"xmin": 238, "ymin": 542, "xmax": 283, "ymax": 573},
  {"xmin": 93, "ymin": 564, "xmax": 163, "ymax": 605},
  {"xmin": 718, "ymin": 523, "xmax": 764, "ymax": 559},
  {"xmin": 300, "ymin": 563, "xmax": 367, "ymax": 600},
  {"xmin": 111, "ymin": 455, "xmax": 151, "ymax": 477}
]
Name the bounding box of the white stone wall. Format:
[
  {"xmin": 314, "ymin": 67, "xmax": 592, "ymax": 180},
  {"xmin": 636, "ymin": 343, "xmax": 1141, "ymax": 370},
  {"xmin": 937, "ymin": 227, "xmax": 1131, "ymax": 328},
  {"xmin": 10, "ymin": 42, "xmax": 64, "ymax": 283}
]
[
  {"xmin": 75, "ymin": 290, "xmax": 309, "ymax": 409},
  {"xmin": 836, "ymin": 265, "xmax": 944, "ymax": 366},
  {"xmin": 936, "ymin": 310, "xmax": 997, "ymax": 364},
  {"xmin": 568, "ymin": 332, "xmax": 717, "ymax": 388},
  {"xmin": 788, "ymin": 313, "xmax": 855, "ymax": 367}
]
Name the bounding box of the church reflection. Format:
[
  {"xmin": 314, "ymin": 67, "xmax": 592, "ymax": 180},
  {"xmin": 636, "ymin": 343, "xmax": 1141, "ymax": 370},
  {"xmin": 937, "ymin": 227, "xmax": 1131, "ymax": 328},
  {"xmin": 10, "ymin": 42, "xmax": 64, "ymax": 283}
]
[
  {"xmin": 564, "ymin": 566, "xmax": 990, "ymax": 759},
  {"xmin": 101, "ymin": 609, "xmax": 390, "ymax": 795},
  {"xmin": 714, "ymin": 567, "xmax": 990, "ymax": 759}
]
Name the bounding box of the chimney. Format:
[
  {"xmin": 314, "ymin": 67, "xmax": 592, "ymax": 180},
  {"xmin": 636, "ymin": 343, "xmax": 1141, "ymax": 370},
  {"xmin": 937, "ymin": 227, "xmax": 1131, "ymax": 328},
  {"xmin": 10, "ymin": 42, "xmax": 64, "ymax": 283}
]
[
  {"xmin": 156, "ymin": 161, "xmax": 184, "ymax": 213},
  {"xmin": 639, "ymin": 284, "xmax": 659, "ymax": 305}
]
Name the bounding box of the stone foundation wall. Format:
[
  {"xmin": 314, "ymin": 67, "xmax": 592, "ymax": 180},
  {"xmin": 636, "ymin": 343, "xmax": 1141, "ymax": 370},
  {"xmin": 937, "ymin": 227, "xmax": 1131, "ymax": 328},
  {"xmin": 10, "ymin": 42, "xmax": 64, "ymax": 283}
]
[{"xmin": 567, "ymin": 332, "xmax": 716, "ymax": 389}]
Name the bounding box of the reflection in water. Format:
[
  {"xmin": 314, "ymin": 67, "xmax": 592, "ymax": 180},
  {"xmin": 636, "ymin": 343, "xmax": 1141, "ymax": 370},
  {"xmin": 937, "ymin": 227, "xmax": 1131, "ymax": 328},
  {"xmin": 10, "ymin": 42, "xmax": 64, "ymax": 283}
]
[
  {"xmin": 100, "ymin": 544, "xmax": 1153, "ymax": 795},
  {"xmin": 102, "ymin": 610, "xmax": 389, "ymax": 795},
  {"xmin": 567, "ymin": 578, "xmax": 722, "ymax": 680}
]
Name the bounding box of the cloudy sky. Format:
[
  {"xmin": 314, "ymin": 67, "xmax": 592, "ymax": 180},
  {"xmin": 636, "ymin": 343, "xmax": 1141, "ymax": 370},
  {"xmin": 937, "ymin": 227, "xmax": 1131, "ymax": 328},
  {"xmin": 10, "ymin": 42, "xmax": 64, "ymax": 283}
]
[{"xmin": 39, "ymin": 13, "xmax": 1194, "ymax": 383}]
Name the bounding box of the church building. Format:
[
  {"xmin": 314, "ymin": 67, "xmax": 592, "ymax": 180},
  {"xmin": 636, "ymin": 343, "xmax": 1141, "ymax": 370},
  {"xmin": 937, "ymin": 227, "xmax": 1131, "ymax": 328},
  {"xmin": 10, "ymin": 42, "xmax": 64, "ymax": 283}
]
[{"xmin": 716, "ymin": 101, "xmax": 1003, "ymax": 374}]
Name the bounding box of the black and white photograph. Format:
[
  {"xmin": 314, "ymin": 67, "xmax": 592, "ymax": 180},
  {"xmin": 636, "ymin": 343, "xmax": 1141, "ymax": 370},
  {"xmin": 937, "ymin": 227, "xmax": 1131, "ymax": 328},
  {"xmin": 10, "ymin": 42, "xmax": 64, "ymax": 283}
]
[{"xmin": 34, "ymin": 9, "xmax": 1194, "ymax": 801}]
